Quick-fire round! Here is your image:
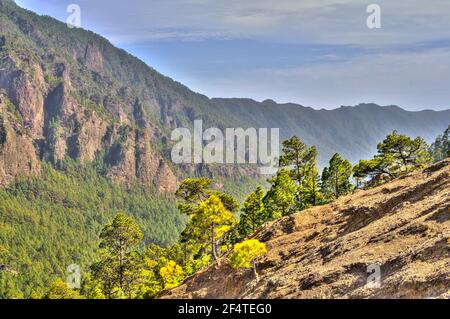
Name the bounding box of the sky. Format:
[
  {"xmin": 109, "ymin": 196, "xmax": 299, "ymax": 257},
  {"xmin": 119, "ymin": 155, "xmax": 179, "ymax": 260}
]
[{"xmin": 14, "ymin": 0, "xmax": 450, "ymax": 111}]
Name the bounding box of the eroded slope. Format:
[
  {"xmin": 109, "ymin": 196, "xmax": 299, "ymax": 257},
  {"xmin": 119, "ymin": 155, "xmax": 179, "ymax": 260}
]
[{"xmin": 163, "ymin": 160, "xmax": 450, "ymax": 299}]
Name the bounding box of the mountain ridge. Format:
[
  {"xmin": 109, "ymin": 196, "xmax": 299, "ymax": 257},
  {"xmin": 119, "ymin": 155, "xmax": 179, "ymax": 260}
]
[{"xmin": 1, "ymin": 0, "xmax": 450, "ymax": 190}]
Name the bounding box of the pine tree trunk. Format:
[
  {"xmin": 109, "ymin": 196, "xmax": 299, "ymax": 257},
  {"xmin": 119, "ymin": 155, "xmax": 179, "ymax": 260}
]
[
  {"xmin": 211, "ymin": 222, "xmax": 217, "ymax": 261},
  {"xmin": 119, "ymin": 242, "xmax": 124, "ymax": 290},
  {"xmin": 335, "ymin": 171, "xmax": 339, "ymax": 199},
  {"xmin": 183, "ymin": 243, "xmax": 187, "ymax": 266},
  {"xmin": 252, "ymin": 259, "xmax": 259, "ymax": 283}
]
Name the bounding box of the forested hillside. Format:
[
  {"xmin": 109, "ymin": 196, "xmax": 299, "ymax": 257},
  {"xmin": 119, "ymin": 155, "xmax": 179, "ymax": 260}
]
[{"xmin": 0, "ymin": 160, "xmax": 185, "ymax": 298}]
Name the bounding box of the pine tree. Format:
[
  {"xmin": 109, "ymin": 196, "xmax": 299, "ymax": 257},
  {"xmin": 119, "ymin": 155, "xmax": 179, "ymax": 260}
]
[
  {"xmin": 353, "ymin": 131, "xmax": 432, "ymax": 187},
  {"xmin": 377, "ymin": 130, "xmax": 431, "ymax": 172},
  {"xmin": 321, "ymin": 153, "xmax": 353, "ymax": 200},
  {"xmin": 185, "ymin": 195, "xmax": 236, "ymax": 262},
  {"xmin": 43, "ymin": 279, "xmax": 83, "ymax": 299},
  {"xmin": 91, "ymin": 212, "xmax": 143, "ymax": 298},
  {"xmin": 279, "ymin": 137, "xmax": 321, "ymax": 208},
  {"xmin": 175, "ymin": 178, "xmax": 213, "ymax": 215},
  {"xmin": 238, "ymin": 187, "xmax": 267, "ymax": 237},
  {"xmin": 264, "ymin": 169, "xmax": 296, "ymax": 217},
  {"xmin": 229, "ymin": 239, "xmax": 267, "ymax": 282},
  {"xmin": 159, "ymin": 259, "xmax": 184, "ymax": 289},
  {"xmin": 429, "ymin": 124, "xmax": 450, "ymax": 162},
  {"xmin": 301, "ymin": 146, "xmax": 322, "ymax": 207},
  {"xmin": 175, "ymin": 178, "xmax": 239, "ymax": 213},
  {"xmin": 279, "ymin": 136, "xmax": 308, "ymax": 186}
]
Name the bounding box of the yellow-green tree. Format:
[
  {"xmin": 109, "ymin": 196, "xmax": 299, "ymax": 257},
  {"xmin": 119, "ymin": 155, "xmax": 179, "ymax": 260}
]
[
  {"xmin": 159, "ymin": 259, "xmax": 184, "ymax": 289},
  {"xmin": 229, "ymin": 239, "xmax": 267, "ymax": 282},
  {"xmin": 80, "ymin": 273, "xmax": 105, "ymax": 299},
  {"xmin": 187, "ymin": 195, "xmax": 236, "ymax": 262},
  {"xmin": 43, "ymin": 279, "xmax": 83, "ymax": 299}
]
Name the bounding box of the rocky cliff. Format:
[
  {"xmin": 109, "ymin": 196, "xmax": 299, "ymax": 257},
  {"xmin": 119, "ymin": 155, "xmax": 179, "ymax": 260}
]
[
  {"xmin": 162, "ymin": 160, "xmax": 450, "ymax": 299},
  {"xmin": 0, "ymin": 92, "xmax": 40, "ymax": 186},
  {"xmin": 0, "ymin": 0, "xmax": 179, "ymax": 191}
]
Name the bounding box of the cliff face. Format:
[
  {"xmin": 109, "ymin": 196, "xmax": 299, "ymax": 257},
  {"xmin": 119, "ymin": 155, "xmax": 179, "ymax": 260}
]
[
  {"xmin": 0, "ymin": 0, "xmax": 179, "ymax": 191},
  {"xmin": 162, "ymin": 160, "xmax": 450, "ymax": 299},
  {"xmin": 0, "ymin": 92, "xmax": 40, "ymax": 186}
]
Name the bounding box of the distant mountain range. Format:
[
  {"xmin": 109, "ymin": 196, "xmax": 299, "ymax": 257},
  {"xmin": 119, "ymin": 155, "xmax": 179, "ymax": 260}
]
[{"xmin": 1, "ymin": 0, "xmax": 450, "ymax": 188}]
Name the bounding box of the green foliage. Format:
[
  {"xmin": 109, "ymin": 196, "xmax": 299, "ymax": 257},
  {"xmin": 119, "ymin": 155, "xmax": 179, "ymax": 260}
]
[
  {"xmin": 300, "ymin": 146, "xmax": 322, "ymax": 207},
  {"xmin": 99, "ymin": 212, "xmax": 144, "ymax": 254},
  {"xmin": 188, "ymin": 195, "xmax": 236, "ymax": 261},
  {"xmin": 175, "ymin": 178, "xmax": 240, "ymax": 216},
  {"xmin": 159, "ymin": 259, "xmax": 184, "ymax": 289},
  {"xmin": 264, "ymin": 169, "xmax": 296, "ymax": 217},
  {"xmin": 229, "ymin": 239, "xmax": 267, "ymax": 282},
  {"xmin": 429, "ymin": 124, "xmax": 450, "ymax": 162},
  {"xmin": 0, "ymin": 272, "xmax": 24, "ymax": 299},
  {"xmin": 175, "ymin": 178, "xmax": 213, "ymax": 205},
  {"xmin": 43, "ymin": 279, "xmax": 83, "ymax": 299},
  {"xmin": 91, "ymin": 213, "xmax": 143, "ymax": 298},
  {"xmin": 2, "ymin": 94, "xmax": 23, "ymax": 128},
  {"xmin": 321, "ymin": 153, "xmax": 353, "ymax": 201},
  {"xmin": 238, "ymin": 187, "xmax": 267, "ymax": 237},
  {"xmin": 80, "ymin": 273, "xmax": 105, "ymax": 299},
  {"xmin": 353, "ymin": 131, "xmax": 431, "ymax": 187},
  {"xmin": 175, "ymin": 178, "xmax": 240, "ymax": 261},
  {"xmin": 0, "ymin": 161, "xmax": 184, "ymax": 298},
  {"xmin": 85, "ymin": 213, "xmax": 212, "ymax": 299},
  {"xmin": 279, "ymin": 136, "xmax": 322, "ymax": 209},
  {"xmin": 44, "ymin": 74, "xmax": 63, "ymax": 90},
  {"xmin": 377, "ymin": 131, "xmax": 431, "ymax": 170},
  {"xmin": 279, "ymin": 136, "xmax": 309, "ymax": 186},
  {"xmin": 229, "ymin": 239, "xmax": 267, "ymax": 269}
]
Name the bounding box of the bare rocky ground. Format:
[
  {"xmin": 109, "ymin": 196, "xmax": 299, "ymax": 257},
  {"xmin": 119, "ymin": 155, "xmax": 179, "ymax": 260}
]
[{"xmin": 162, "ymin": 160, "xmax": 450, "ymax": 299}]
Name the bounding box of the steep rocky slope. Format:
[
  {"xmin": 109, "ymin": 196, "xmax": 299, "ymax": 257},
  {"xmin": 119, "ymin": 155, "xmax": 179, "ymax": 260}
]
[
  {"xmin": 0, "ymin": 92, "xmax": 40, "ymax": 186},
  {"xmin": 1, "ymin": 0, "xmax": 450, "ymax": 190},
  {"xmin": 162, "ymin": 160, "xmax": 450, "ymax": 299}
]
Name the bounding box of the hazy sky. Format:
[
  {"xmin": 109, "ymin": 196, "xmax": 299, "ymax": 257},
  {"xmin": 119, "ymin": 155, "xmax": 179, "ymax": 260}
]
[{"xmin": 15, "ymin": 0, "xmax": 450, "ymax": 111}]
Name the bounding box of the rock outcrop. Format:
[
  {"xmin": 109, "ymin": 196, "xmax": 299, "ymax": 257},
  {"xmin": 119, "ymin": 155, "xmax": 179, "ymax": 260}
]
[
  {"xmin": 0, "ymin": 55, "xmax": 45, "ymax": 139},
  {"xmin": 162, "ymin": 160, "xmax": 450, "ymax": 299},
  {"xmin": 0, "ymin": 92, "xmax": 40, "ymax": 186},
  {"xmin": 0, "ymin": 15, "xmax": 177, "ymax": 191}
]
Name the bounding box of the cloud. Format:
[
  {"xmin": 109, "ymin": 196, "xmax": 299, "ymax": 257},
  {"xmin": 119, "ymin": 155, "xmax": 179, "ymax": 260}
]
[
  {"xmin": 15, "ymin": 0, "xmax": 450, "ymax": 110},
  {"xmin": 189, "ymin": 47, "xmax": 450, "ymax": 110},
  {"xmin": 18, "ymin": 0, "xmax": 450, "ymax": 47}
]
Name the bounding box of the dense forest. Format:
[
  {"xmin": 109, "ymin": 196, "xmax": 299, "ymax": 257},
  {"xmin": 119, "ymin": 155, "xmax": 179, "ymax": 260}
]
[
  {"xmin": 0, "ymin": 159, "xmax": 184, "ymax": 298},
  {"xmin": 2, "ymin": 125, "xmax": 447, "ymax": 299}
]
